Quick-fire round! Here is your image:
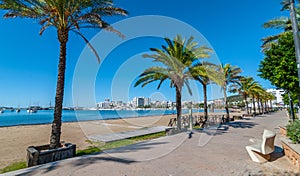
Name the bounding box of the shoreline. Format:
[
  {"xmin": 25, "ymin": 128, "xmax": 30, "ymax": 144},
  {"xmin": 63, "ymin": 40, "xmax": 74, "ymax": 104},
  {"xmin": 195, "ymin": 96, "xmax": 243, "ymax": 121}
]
[{"xmin": 0, "ymin": 109, "xmax": 228, "ymax": 128}]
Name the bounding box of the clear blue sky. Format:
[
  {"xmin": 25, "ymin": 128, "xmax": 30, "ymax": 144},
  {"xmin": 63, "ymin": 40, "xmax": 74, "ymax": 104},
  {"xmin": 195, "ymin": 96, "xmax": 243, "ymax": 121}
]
[{"xmin": 0, "ymin": 0, "xmax": 286, "ymax": 107}]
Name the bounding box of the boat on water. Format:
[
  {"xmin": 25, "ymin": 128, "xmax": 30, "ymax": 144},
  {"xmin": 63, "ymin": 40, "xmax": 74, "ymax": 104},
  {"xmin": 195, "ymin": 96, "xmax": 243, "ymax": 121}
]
[
  {"xmin": 27, "ymin": 109, "xmax": 37, "ymax": 113},
  {"xmin": 16, "ymin": 109, "xmax": 21, "ymax": 113},
  {"xmin": 0, "ymin": 109, "xmax": 4, "ymax": 113}
]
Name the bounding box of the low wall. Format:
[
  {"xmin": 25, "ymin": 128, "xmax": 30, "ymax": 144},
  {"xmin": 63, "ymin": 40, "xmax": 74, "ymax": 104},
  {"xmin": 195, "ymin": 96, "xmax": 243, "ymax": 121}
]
[
  {"xmin": 27, "ymin": 143, "xmax": 76, "ymax": 167},
  {"xmin": 281, "ymin": 137, "xmax": 300, "ymax": 172}
]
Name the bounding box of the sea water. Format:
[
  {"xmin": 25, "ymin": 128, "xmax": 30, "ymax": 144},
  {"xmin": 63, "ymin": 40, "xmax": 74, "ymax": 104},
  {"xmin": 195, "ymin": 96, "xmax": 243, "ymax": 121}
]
[{"xmin": 0, "ymin": 109, "xmax": 224, "ymax": 127}]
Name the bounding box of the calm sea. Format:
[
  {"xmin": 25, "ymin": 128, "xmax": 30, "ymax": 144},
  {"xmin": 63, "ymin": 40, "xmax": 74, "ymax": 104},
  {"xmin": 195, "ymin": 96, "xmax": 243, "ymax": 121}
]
[{"xmin": 0, "ymin": 109, "xmax": 220, "ymax": 127}]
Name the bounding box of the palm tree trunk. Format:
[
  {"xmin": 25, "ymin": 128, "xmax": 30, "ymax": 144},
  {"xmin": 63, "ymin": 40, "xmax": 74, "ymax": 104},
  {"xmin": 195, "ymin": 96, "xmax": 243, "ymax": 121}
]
[
  {"xmin": 257, "ymin": 98, "xmax": 261, "ymax": 114},
  {"xmin": 203, "ymin": 84, "xmax": 208, "ymax": 123},
  {"xmin": 49, "ymin": 30, "xmax": 68, "ymax": 149},
  {"xmin": 264, "ymin": 101, "xmax": 268, "ymax": 113},
  {"xmin": 175, "ymin": 86, "xmax": 182, "ymax": 130},
  {"xmin": 260, "ymin": 100, "xmax": 264, "ymax": 114},
  {"xmin": 223, "ymin": 86, "xmax": 230, "ymax": 122},
  {"xmin": 244, "ymin": 95, "xmax": 249, "ymax": 115},
  {"xmin": 252, "ymin": 96, "xmax": 256, "ymax": 115}
]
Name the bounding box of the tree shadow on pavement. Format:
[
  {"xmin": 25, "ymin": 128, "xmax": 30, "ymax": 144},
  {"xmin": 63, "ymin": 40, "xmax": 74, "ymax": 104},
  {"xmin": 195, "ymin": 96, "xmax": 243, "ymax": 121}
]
[
  {"xmin": 226, "ymin": 121, "xmax": 258, "ymax": 129},
  {"xmin": 193, "ymin": 121, "xmax": 258, "ymax": 137},
  {"xmin": 16, "ymin": 142, "xmax": 168, "ymax": 175}
]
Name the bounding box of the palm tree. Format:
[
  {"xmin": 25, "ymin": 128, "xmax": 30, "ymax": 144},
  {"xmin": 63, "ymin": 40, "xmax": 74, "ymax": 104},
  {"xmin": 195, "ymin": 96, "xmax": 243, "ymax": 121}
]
[
  {"xmin": 190, "ymin": 62, "xmax": 221, "ymax": 124},
  {"xmin": 267, "ymin": 92, "xmax": 276, "ymax": 110},
  {"xmin": 262, "ymin": 1, "xmax": 300, "ymax": 49},
  {"xmin": 135, "ymin": 35, "xmax": 211, "ymax": 129},
  {"xmin": 230, "ymin": 77, "xmax": 261, "ymax": 115},
  {"xmin": 219, "ymin": 64, "xmax": 242, "ymax": 121},
  {"xmin": 250, "ymin": 85, "xmax": 264, "ymax": 115},
  {"xmin": 0, "ymin": 0, "xmax": 127, "ymax": 149}
]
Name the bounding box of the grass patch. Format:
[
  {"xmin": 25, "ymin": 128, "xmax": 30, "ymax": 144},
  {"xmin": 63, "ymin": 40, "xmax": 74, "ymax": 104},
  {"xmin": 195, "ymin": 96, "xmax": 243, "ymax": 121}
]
[
  {"xmin": 77, "ymin": 131, "xmax": 166, "ymax": 156},
  {"xmin": 129, "ymin": 131, "xmax": 166, "ymax": 141},
  {"xmin": 76, "ymin": 146, "xmax": 102, "ymax": 156},
  {"xmin": 193, "ymin": 125, "xmax": 202, "ymax": 130},
  {"xmin": 0, "ymin": 161, "xmax": 27, "ymax": 174}
]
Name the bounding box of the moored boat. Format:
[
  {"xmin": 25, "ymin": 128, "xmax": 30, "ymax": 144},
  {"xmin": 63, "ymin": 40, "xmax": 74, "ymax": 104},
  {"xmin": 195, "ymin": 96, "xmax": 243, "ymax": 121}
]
[{"xmin": 27, "ymin": 109, "xmax": 37, "ymax": 113}]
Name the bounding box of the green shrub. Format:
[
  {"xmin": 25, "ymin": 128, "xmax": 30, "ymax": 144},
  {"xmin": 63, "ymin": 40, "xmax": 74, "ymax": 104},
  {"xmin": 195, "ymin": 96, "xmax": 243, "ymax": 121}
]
[
  {"xmin": 286, "ymin": 120, "xmax": 300, "ymax": 143},
  {"xmin": 0, "ymin": 161, "xmax": 27, "ymax": 173}
]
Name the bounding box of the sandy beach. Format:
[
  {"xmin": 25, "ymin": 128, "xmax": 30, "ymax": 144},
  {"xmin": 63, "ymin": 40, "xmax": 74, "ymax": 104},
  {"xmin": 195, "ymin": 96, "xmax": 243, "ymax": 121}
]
[{"xmin": 0, "ymin": 111, "xmax": 242, "ymax": 169}]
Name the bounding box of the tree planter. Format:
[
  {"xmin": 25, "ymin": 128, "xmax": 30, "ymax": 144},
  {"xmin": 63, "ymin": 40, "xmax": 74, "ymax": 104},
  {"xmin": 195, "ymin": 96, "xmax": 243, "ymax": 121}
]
[
  {"xmin": 281, "ymin": 137, "xmax": 300, "ymax": 172},
  {"xmin": 27, "ymin": 143, "xmax": 76, "ymax": 167}
]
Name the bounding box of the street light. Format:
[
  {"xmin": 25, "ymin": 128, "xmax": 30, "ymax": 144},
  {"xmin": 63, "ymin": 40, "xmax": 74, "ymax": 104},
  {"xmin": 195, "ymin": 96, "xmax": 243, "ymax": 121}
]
[
  {"xmin": 189, "ymin": 101, "xmax": 193, "ymax": 131},
  {"xmin": 288, "ymin": 92, "xmax": 295, "ymax": 121},
  {"xmin": 286, "ymin": 0, "xmax": 300, "ymax": 119},
  {"xmin": 287, "ymin": 0, "xmax": 300, "ymax": 87}
]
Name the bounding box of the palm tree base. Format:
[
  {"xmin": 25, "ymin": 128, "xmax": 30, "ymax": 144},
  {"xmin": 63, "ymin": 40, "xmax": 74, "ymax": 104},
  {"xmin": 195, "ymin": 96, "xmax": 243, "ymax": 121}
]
[{"xmin": 27, "ymin": 143, "xmax": 76, "ymax": 167}]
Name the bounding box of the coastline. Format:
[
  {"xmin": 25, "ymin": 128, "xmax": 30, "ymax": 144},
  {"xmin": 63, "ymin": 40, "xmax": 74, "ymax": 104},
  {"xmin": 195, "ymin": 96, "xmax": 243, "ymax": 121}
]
[
  {"xmin": 0, "ymin": 110, "xmax": 242, "ymax": 169},
  {"xmin": 0, "ymin": 109, "xmax": 226, "ymax": 128}
]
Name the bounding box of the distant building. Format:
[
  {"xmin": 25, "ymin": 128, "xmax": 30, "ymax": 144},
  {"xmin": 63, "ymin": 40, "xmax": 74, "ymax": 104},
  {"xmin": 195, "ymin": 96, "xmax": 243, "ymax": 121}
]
[
  {"xmin": 97, "ymin": 98, "xmax": 112, "ymax": 109},
  {"xmin": 213, "ymin": 99, "xmax": 224, "ymax": 108},
  {"xmin": 266, "ymin": 89, "xmax": 285, "ymax": 106},
  {"xmin": 144, "ymin": 98, "xmax": 151, "ymax": 106},
  {"xmin": 136, "ymin": 97, "xmax": 145, "ymax": 107},
  {"xmin": 132, "ymin": 97, "xmax": 149, "ymax": 107}
]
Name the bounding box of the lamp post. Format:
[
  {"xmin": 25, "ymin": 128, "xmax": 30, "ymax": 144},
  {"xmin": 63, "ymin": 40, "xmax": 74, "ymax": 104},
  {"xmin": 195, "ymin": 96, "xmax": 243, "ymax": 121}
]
[
  {"xmin": 288, "ymin": 0, "xmax": 300, "ymax": 119},
  {"xmin": 288, "ymin": 0, "xmax": 300, "ymax": 87},
  {"xmin": 189, "ymin": 101, "xmax": 193, "ymax": 131},
  {"xmin": 288, "ymin": 92, "xmax": 295, "ymax": 121}
]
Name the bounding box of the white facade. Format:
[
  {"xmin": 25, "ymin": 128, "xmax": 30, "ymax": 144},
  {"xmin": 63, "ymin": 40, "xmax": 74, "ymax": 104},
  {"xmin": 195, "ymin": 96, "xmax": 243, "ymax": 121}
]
[
  {"xmin": 132, "ymin": 97, "xmax": 151, "ymax": 107},
  {"xmin": 97, "ymin": 98, "xmax": 112, "ymax": 109},
  {"xmin": 266, "ymin": 89, "xmax": 285, "ymax": 106},
  {"xmin": 144, "ymin": 98, "xmax": 151, "ymax": 106}
]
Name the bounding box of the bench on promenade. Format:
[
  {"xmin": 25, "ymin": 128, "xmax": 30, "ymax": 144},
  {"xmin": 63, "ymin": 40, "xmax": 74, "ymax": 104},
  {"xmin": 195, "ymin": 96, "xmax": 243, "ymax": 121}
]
[
  {"xmin": 167, "ymin": 114, "xmax": 225, "ymax": 128},
  {"xmin": 168, "ymin": 118, "xmax": 177, "ymax": 127},
  {"xmin": 245, "ymin": 129, "xmax": 276, "ymax": 163}
]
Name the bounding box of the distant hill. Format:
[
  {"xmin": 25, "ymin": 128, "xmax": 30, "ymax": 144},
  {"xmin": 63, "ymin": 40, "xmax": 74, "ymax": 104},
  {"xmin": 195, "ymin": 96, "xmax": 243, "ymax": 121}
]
[{"xmin": 227, "ymin": 94, "xmax": 243, "ymax": 103}]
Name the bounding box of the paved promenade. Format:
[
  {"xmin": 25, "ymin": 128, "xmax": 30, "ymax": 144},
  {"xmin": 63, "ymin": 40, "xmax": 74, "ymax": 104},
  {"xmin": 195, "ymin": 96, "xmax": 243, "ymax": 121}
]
[{"xmin": 4, "ymin": 111, "xmax": 298, "ymax": 176}]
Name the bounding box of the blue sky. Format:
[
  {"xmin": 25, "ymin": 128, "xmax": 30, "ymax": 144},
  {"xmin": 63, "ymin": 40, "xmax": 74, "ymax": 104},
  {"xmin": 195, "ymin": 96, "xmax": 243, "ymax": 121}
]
[{"xmin": 0, "ymin": 0, "xmax": 286, "ymax": 107}]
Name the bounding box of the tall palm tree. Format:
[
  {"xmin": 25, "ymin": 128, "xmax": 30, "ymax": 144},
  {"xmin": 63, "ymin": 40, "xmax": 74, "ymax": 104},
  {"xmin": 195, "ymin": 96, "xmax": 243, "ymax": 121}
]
[
  {"xmin": 262, "ymin": 1, "xmax": 300, "ymax": 50},
  {"xmin": 190, "ymin": 62, "xmax": 221, "ymax": 124},
  {"xmin": 230, "ymin": 77, "xmax": 261, "ymax": 115},
  {"xmin": 250, "ymin": 85, "xmax": 264, "ymax": 115},
  {"xmin": 0, "ymin": 0, "xmax": 127, "ymax": 149},
  {"xmin": 135, "ymin": 35, "xmax": 211, "ymax": 130},
  {"xmin": 267, "ymin": 92, "xmax": 276, "ymax": 110},
  {"xmin": 219, "ymin": 64, "xmax": 242, "ymax": 121}
]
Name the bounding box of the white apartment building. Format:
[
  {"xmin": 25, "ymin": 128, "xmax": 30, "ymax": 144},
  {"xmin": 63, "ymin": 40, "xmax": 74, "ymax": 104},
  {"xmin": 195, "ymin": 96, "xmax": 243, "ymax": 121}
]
[{"xmin": 266, "ymin": 88, "xmax": 285, "ymax": 106}]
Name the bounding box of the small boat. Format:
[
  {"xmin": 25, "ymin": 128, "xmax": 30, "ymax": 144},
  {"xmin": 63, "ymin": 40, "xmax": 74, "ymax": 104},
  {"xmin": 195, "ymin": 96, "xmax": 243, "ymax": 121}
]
[
  {"xmin": 0, "ymin": 109, "xmax": 4, "ymax": 113},
  {"xmin": 27, "ymin": 109, "xmax": 37, "ymax": 113},
  {"xmin": 16, "ymin": 109, "xmax": 21, "ymax": 113}
]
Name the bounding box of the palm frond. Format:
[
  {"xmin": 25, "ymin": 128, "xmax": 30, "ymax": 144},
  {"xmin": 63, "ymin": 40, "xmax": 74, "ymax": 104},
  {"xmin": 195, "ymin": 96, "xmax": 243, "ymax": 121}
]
[{"xmin": 71, "ymin": 29, "xmax": 100, "ymax": 63}]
